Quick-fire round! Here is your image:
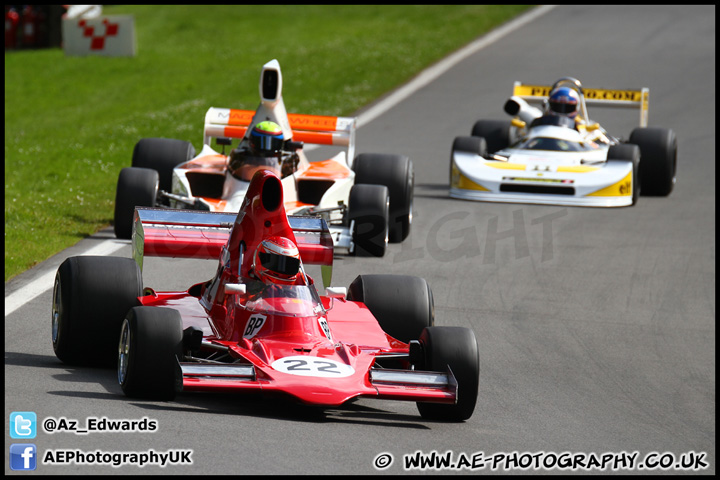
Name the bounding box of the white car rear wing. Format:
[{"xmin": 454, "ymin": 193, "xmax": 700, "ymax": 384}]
[
  {"xmin": 203, "ymin": 107, "xmax": 357, "ymax": 160},
  {"xmin": 512, "ymin": 81, "xmax": 649, "ymax": 127}
]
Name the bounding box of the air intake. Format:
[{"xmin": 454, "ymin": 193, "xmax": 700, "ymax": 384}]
[{"xmin": 500, "ymin": 184, "xmax": 575, "ymax": 195}]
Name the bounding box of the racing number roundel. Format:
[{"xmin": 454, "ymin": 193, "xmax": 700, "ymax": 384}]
[{"xmin": 271, "ymin": 356, "xmax": 355, "ymax": 378}]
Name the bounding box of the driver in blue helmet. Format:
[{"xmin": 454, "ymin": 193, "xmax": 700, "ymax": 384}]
[{"xmin": 530, "ymin": 86, "xmax": 580, "ymax": 130}]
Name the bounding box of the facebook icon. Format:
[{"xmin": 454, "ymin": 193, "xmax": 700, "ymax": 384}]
[{"xmin": 10, "ymin": 444, "xmax": 37, "ymax": 471}]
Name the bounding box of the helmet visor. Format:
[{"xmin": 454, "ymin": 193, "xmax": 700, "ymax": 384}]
[
  {"xmin": 258, "ymin": 251, "xmax": 300, "ymax": 276},
  {"xmin": 251, "ymin": 131, "xmax": 284, "ymax": 153},
  {"xmin": 550, "ymin": 101, "xmax": 577, "ymax": 114}
]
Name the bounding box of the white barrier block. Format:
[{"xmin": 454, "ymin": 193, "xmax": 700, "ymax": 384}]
[{"xmin": 62, "ymin": 15, "xmax": 136, "ymax": 57}]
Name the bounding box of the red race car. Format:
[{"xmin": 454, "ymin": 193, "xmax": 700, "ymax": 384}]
[{"xmin": 52, "ymin": 170, "xmax": 479, "ymax": 421}]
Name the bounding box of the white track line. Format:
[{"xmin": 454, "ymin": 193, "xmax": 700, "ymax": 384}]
[
  {"xmin": 4, "ymin": 5, "xmax": 555, "ymax": 317},
  {"xmin": 5, "ymin": 240, "xmax": 127, "ymax": 317},
  {"xmin": 356, "ymin": 5, "xmax": 556, "ymax": 127}
]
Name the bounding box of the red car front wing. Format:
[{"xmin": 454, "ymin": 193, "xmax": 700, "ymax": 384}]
[{"xmin": 141, "ymin": 291, "xmax": 457, "ymax": 407}]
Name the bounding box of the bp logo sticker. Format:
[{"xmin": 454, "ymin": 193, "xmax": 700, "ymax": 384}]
[
  {"xmin": 271, "ymin": 356, "xmax": 354, "ymax": 378},
  {"xmin": 318, "ymin": 316, "xmax": 332, "ymax": 342},
  {"xmin": 243, "ymin": 314, "xmax": 266, "ymax": 339}
]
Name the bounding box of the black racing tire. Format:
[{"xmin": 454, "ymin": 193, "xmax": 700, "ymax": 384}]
[
  {"xmin": 114, "ymin": 167, "xmax": 159, "ymax": 239},
  {"xmin": 347, "ymin": 184, "xmax": 389, "ymax": 257},
  {"xmin": 607, "ymin": 143, "xmax": 641, "ymax": 205},
  {"xmin": 131, "ymin": 137, "xmax": 196, "ymax": 193},
  {"xmin": 118, "ymin": 306, "xmax": 183, "ymax": 401},
  {"xmin": 471, "ymin": 119, "xmax": 516, "ymax": 154},
  {"xmin": 51, "ymin": 256, "xmax": 142, "ymax": 367},
  {"xmin": 628, "ymin": 127, "xmax": 677, "ymax": 196},
  {"xmin": 452, "ymin": 135, "xmax": 487, "ymax": 156},
  {"xmin": 450, "ymin": 136, "xmax": 487, "ymax": 185},
  {"xmin": 416, "ymin": 326, "xmax": 480, "ymax": 422},
  {"xmin": 347, "ymin": 274, "xmax": 434, "ymax": 344},
  {"xmin": 353, "ymin": 153, "xmax": 413, "ymax": 243}
]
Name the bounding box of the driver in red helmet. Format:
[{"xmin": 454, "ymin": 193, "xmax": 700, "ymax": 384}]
[{"xmin": 252, "ymin": 236, "xmax": 305, "ymax": 286}]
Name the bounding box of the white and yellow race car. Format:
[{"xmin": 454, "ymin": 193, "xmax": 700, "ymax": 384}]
[{"xmin": 450, "ymin": 77, "xmax": 677, "ymax": 207}]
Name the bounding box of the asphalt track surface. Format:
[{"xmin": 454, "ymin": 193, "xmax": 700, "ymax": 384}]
[{"xmin": 5, "ymin": 5, "xmax": 715, "ymax": 475}]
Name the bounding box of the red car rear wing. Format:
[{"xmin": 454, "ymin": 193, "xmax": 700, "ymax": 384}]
[{"xmin": 132, "ymin": 207, "xmax": 334, "ymax": 269}]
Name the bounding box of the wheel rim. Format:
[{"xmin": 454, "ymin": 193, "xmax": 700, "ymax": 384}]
[
  {"xmin": 51, "ymin": 278, "xmax": 61, "ymax": 346},
  {"xmin": 118, "ymin": 319, "xmax": 131, "ymax": 385},
  {"xmin": 407, "ymin": 195, "xmax": 414, "ymax": 228},
  {"xmin": 384, "ymin": 197, "xmax": 390, "ymax": 247}
]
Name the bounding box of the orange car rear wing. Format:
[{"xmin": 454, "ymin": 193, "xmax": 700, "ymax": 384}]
[
  {"xmin": 512, "ymin": 81, "xmax": 650, "ymax": 127},
  {"xmin": 203, "ymin": 107, "xmax": 357, "ymax": 156},
  {"xmin": 131, "ymin": 207, "xmax": 334, "ymax": 270}
]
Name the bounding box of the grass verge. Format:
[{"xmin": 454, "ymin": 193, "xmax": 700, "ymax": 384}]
[{"xmin": 4, "ymin": 5, "xmax": 533, "ymax": 281}]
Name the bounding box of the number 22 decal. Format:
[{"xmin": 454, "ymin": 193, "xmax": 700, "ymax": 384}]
[{"xmin": 271, "ymin": 356, "xmax": 355, "ymax": 378}]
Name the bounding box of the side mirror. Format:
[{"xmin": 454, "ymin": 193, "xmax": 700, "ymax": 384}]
[
  {"xmin": 225, "ymin": 283, "xmax": 247, "ymax": 295},
  {"xmin": 323, "ymin": 287, "xmax": 346, "ymax": 311},
  {"xmin": 216, "ymin": 137, "xmax": 232, "ymax": 155},
  {"xmin": 325, "ymin": 287, "xmax": 347, "ymax": 300},
  {"xmin": 285, "ymin": 140, "xmax": 304, "ymax": 152}
]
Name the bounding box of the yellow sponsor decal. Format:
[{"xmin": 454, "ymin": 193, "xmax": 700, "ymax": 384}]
[
  {"xmin": 640, "ymin": 89, "xmax": 650, "ymax": 126},
  {"xmin": 583, "ymin": 88, "xmax": 643, "ymax": 102},
  {"xmin": 556, "ymin": 166, "xmax": 600, "ymax": 173},
  {"xmin": 513, "ymin": 84, "xmax": 552, "ymax": 97},
  {"xmin": 587, "ymin": 171, "xmax": 633, "ymax": 197},
  {"xmin": 484, "ymin": 162, "xmax": 526, "ymax": 170},
  {"xmin": 452, "ymin": 164, "xmax": 489, "ymax": 191},
  {"xmin": 513, "ymin": 84, "xmax": 644, "ymax": 103}
]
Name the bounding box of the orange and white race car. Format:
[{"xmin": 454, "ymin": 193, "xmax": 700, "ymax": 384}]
[{"xmin": 114, "ymin": 59, "xmax": 414, "ymax": 257}]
